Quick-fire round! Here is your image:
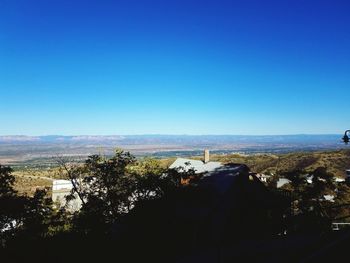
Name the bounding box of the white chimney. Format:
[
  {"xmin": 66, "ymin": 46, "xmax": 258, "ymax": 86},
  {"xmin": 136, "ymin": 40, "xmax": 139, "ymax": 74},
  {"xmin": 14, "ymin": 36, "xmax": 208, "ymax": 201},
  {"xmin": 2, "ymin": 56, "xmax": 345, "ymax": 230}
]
[{"xmin": 204, "ymin": 149, "xmax": 210, "ymax": 163}]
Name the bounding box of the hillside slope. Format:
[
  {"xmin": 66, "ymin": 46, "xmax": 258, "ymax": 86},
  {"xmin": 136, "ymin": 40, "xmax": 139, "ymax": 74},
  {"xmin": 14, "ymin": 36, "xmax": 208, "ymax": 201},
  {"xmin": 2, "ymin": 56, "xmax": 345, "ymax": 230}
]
[{"xmin": 211, "ymin": 149, "xmax": 350, "ymax": 178}]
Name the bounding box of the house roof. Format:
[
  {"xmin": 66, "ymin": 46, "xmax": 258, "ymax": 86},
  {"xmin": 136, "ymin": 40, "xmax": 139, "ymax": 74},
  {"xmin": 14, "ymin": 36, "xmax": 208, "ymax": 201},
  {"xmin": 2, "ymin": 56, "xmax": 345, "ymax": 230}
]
[
  {"xmin": 169, "ymin": 158, "xmax": 222, "ymax": 174},
  {"xmin": 198, "ymin": 164, "xmax": 247, "ymax": 195},
  {"xmin": 52, "ymin": 179, "xmax": 73, "ymax": 191},
  {"xmin": 277, "ymin": 178, "xmax": 291, "ymax": 188}
]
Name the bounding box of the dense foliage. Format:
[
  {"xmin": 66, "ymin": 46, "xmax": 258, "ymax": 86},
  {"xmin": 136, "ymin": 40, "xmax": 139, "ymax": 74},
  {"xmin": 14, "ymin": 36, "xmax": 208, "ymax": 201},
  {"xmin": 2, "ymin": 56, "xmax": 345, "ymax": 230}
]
[
  {"xmin": 2, "ymin": 150, "xmax": 350, "ymax": 262},
  {"xmin": 0, "ymin": 165, "xmax": 55, "ymax": 246},
  {"xmin": 266, "ymin": 167, "xmax": 350, "ymax": 233},
  {"xmin": 1, "ymin": 150, "xmax": 196, "ymax": 245}
]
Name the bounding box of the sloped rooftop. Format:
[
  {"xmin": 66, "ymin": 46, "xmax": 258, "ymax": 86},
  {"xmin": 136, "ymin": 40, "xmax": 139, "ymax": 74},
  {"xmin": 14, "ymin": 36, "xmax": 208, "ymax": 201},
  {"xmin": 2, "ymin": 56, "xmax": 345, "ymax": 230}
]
[{"xmin": 169, "ymin": 157, "xmax": 222, "ymax": 174}]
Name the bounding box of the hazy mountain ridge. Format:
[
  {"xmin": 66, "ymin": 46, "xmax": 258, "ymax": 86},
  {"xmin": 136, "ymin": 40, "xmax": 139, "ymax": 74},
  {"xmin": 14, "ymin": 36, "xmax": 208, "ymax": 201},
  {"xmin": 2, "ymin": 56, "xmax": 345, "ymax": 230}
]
[
  {"xmin": 0, "ymin": 134, "xmax": 343, "ymax": 145},
  {"xmin": 0, "ymin": 134, "xmax": 346, "ymax": 167}
]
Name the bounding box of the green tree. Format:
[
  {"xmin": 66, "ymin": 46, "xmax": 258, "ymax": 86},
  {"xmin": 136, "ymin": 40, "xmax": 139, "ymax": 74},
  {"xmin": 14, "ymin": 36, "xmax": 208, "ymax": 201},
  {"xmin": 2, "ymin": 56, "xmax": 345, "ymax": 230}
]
[
  {"xmin": 62, "ymin": 150, "xmax": 147, "ymax": 233},
  {"xmin": 0, "ymin": 165, "xmax": 21, "ymax": 244},
  {"xmin": 62, "ymin": 150, "xmax": 198, "ymax": 233},
  {"xmin": 0, "ymin": 165, "xmax": 56, "ymax": 245}
]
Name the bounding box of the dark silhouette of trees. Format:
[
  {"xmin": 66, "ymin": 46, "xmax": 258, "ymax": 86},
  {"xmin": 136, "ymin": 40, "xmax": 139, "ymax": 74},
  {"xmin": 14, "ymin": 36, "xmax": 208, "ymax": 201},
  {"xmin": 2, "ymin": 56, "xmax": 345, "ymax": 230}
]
[
  {"xmin": 0, "ymin": 165, "xmax": 19, "ymax": 245},
  {"xmin": 278, "ymin": 167, "xmax": 350, "ymax": 233},
  {"xmin": 0, "ymin": 165, "xmax": 55, "ymax": 247},
  {"xmin": 61, "ymin": 149, "xmax": 191, "ymax": 234},
  {"xmin": 4, "ymin": 150, "xmax": 350, "ymax": 263}
]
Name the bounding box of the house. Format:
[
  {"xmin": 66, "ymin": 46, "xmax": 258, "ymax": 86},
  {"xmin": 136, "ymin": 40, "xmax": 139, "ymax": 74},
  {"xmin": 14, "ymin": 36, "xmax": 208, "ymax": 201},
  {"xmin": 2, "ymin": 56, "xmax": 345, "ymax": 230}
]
[
  {"xmin": 167, "ymin": 152, "xmax": 291, "ymax": 245},
  {"xmin": 335, "ymin": 177, "xmax": 345, "ymax": 183},
  {"xmin": 169, "ymin": 149, "xmax": 222, "ymax": 174},
  {"xmin": 52, "ymin": 179, "xmax": 82, "ymax": 211},
  {"xmin": 277, "ymin": 178, "xmax": 291, "ymax": 188}
]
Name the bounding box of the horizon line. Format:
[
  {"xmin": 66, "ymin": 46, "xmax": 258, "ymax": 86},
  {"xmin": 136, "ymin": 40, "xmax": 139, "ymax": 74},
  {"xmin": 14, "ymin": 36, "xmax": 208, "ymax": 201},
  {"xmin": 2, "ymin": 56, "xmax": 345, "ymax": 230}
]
[{"xmin": 0, "ymin": 133, "xmax": 343, "ymax": 137}]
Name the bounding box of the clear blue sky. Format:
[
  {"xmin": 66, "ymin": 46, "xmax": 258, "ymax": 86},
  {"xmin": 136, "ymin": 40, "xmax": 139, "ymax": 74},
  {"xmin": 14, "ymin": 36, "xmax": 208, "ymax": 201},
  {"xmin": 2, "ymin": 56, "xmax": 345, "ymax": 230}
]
[{"xmin": 0, "ymin": 0, "xmax": 349, "ymax": 135}]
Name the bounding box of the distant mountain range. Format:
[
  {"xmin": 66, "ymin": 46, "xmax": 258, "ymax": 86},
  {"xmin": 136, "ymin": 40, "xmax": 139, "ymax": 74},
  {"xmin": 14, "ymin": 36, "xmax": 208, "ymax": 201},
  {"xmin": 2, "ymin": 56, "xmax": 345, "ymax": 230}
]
[
  {"xmin": 0, "ymin": 134, "xmax": 341, "ymax": 146},
  {"xmin": 0, "ymin": 134, "xmax": 344, "ymax": 145},
  {"xmin": 0, "ymin": 135, "xmax": 125, "ymax": 143},
  {"xmin": 1, "ymin": 134, "xmax": 348, "ymax": 166}
]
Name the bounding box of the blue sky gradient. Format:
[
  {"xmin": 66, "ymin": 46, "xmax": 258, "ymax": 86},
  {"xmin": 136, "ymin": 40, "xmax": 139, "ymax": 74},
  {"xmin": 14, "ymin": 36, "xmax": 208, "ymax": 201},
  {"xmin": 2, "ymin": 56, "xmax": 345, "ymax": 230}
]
[{"xmin": 1, "ymin": 0, "xmax": 349, "ymax": 135}]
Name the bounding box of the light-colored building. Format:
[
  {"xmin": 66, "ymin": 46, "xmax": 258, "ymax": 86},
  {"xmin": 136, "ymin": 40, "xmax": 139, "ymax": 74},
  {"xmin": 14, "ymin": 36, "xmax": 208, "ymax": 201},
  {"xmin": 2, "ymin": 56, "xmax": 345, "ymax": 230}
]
[
  {"xmin": 52, "ymin": 179, "xmax": 73, "ymax": 191},
  {"xmin": 169, "ymin": 150, "xmax": 222, "ymax": 174},
  {"xmin": 52, "ymin": 179, "xmax": 82, "ymax": 211},
  {"xmin": 277, "ymin": 178, "xmax": 291, "ymax": 188}
]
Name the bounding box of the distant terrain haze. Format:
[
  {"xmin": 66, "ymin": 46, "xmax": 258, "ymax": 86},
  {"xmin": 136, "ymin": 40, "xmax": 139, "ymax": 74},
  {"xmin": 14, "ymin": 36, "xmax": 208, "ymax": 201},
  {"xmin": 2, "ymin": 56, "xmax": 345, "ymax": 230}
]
[
  {"xmin": 0, "ymin": 134, "xmax": 347, "ymax": 166},
  {"xmin": 0, "ymin": 134, "xmax": 344, "ymax": 145}
]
